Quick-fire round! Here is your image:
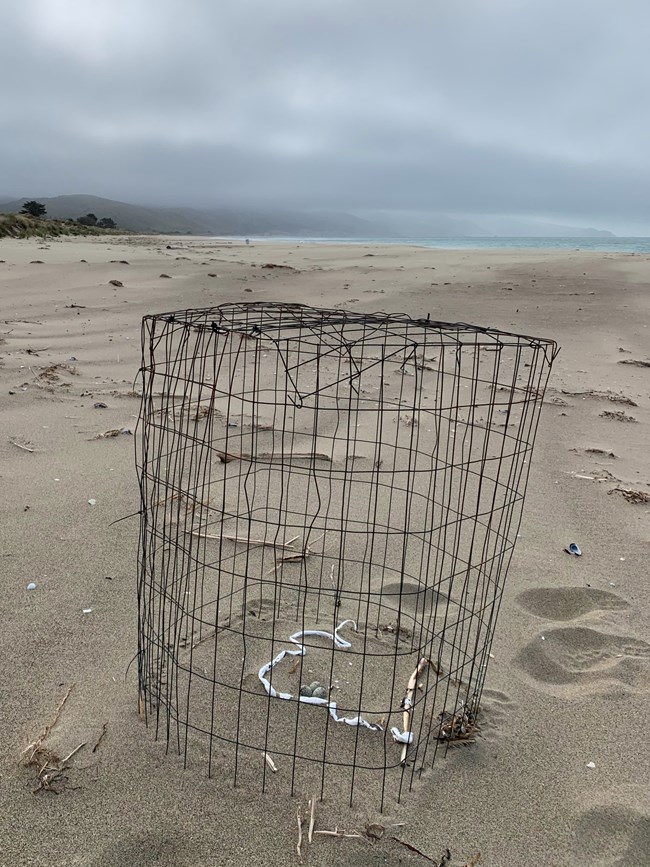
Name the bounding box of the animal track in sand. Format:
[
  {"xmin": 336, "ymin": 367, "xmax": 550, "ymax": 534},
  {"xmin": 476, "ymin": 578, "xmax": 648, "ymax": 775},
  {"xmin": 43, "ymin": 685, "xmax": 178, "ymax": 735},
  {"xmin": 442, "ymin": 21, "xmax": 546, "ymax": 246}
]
[
  {"xmin": 515, "ymin": 626, "xmax": 650, "ymax": 694},
  {"xmin": 573, "ymin": 805, "xmax": 650, "ymax": 866},
  {"xmin": 515, "ymin": 587, "xmax": 628, "ymax": 621}
]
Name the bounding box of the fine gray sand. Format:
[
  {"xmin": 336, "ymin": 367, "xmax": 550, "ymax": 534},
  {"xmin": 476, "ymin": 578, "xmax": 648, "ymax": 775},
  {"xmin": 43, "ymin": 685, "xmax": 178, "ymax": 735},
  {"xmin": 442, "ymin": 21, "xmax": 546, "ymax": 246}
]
[{"xmin": 1, "ymin": 236, "xmax": 649, "ymax": 866}]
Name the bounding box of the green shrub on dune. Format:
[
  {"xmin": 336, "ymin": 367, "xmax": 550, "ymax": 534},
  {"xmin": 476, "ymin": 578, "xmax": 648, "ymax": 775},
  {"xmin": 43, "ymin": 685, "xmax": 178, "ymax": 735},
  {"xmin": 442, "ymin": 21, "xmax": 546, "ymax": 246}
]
[{"xmin": 0, "ymin": 213, "xmax": 123, "ymax": 239}]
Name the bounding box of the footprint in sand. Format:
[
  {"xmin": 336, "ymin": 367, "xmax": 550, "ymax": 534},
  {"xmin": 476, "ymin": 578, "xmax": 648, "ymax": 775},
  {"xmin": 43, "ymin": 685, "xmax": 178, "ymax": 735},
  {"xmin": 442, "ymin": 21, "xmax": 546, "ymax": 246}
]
[
  {"xmin": 477, "ymin": 688, "xmax": 516, "ymax": 741},
  {"xmin": 514, "ymin": 626, "xmax": 650, "ymax": 694},
  {"xmin": 91, "ymin": 831, "xmax": 185, "ymax": 866},
  {"xmin": 515, "ymin": 587, "xmax": 629, "ymax": 621},
  {"xmin": 241, "ymin": 596, "xmax": 279, "ymax": 622},
  {"xmin": 380, "ymin": 580, "xmax": 446, "ymax": 610},
  {"xmin": 573, "ymin": 805, "xmax": 650, "ymax": 866},
  {"xmin": 514, "ymin": 586, "xmax": 648, "ymax": 694}
]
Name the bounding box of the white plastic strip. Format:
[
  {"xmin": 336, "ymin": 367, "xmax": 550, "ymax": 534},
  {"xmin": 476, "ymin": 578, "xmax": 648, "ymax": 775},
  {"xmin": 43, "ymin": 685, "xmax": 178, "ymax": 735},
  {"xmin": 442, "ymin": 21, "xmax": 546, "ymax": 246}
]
[
  {"xmin": 258, "ymin": 619, "xmax": 382, "ymax": 732},
  {"xmin": 390, "ymin": 727, "xmax": 413, "ymax": 744}
]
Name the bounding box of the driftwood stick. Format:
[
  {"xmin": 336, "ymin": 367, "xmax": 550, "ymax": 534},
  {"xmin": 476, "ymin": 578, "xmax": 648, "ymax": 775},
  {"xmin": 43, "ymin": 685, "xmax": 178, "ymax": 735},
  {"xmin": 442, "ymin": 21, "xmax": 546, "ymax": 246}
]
[
  {"xmin": 190, "ymin": 530, "xmax": 299, "ymax": 549},
  {"xmin": 296, "ymin": 807, "xmax": 304, "ymax": 861},
  {"xmin": 256, "ymin": 451, "xmax": 332, "ymax": 462},
  {"xmin": 9, "ymin": 439, "xmax": 35, "ymax": 453},
  {"xmin": 400, "ymin": 658, "xmax": 429, "ymax": 764},
  {"xmin": 278, "ymin": 533, "xmax": 325, "ymax": 563},
  {"xmin": 216, "ymin": 450, "xmax": 332, "ymax": 464},
  {"xmin": 308, "ymin": 797, "xmax": 316, "ymax": 844}
]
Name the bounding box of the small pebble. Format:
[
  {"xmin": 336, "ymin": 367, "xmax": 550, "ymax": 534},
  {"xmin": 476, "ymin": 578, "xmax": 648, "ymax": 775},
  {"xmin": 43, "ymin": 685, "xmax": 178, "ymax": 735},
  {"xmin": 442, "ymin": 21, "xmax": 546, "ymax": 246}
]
[
  {"xmin": 88, "ymin": 498, "xmax": 97, "ymax": 506},
  {"xmin": 586, "ymin": 761, "xmax": 596, "ymax": 769},
  {"xmin": 82, "ymin": 608, "xmax": 93, "ymax": 614},
  {"xmin": 27, "ymin": 582, "xmax": 36, "ymax": 591}
]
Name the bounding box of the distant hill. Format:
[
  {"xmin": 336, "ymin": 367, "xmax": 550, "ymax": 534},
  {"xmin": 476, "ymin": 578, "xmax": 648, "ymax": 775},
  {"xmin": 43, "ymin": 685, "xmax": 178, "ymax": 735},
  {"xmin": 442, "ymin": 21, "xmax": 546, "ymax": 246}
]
[
  {"xmin": 0, "ymin": 196, "xmax": 617, "ymax": 239},
  {"xmin": 0, "ymin": 195, "xmax": 391, "ymax": 238},
  {"xmin": 359, "ymin": 210, "xmax": 615, "ymax": 238},
  {"xmin": 475, "ymin": 216, "xmax": 616, "ymax": 238},
  {"xmin": 355, "ymin": 210, "xmax": 490, "ymax": 237}
]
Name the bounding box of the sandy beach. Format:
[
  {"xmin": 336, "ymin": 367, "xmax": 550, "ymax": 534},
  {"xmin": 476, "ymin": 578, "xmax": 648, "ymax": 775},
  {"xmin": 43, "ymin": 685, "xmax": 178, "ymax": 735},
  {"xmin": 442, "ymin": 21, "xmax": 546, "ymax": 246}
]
[{"xmin": 1, "ymin": 235, "xmax": 649, "ymax": 866}]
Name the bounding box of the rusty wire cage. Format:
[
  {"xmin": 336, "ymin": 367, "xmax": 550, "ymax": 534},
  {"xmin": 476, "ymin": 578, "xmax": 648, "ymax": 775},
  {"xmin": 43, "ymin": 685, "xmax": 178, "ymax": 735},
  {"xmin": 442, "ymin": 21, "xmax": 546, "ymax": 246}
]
[{"xmin": 136, "ymin": 302, "xmax": 556, "ymax": 809}]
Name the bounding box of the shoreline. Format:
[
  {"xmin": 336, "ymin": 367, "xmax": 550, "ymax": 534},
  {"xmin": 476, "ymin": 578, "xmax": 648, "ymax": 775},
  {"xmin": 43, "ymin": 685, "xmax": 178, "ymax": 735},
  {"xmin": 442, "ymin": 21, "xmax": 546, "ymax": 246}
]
[{"xmin": 201, "ymin": 235, "xmax": 650, "ymax": 254}]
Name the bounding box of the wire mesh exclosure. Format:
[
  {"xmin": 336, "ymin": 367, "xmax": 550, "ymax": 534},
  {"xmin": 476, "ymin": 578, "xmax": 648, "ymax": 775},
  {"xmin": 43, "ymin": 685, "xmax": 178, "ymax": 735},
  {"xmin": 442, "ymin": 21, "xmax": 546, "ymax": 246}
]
[{"xmin": 136, "ymin": 301, "xmax": 557, "ymax": 810}]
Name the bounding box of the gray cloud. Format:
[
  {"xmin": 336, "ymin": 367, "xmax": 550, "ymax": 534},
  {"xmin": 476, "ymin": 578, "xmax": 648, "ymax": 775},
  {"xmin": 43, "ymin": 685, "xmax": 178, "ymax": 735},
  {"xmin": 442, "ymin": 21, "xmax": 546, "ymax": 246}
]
[{"xmin": 2, "ymin": 0, "xmax": 649, "ymax": 231}]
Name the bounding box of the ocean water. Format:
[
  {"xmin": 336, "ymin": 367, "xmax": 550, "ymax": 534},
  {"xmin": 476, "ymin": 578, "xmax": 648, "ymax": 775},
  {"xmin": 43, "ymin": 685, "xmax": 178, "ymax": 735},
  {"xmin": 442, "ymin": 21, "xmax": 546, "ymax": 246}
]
[{"xmin": 248, "ymin": 236, "xmax": 650, "ymax": 254}]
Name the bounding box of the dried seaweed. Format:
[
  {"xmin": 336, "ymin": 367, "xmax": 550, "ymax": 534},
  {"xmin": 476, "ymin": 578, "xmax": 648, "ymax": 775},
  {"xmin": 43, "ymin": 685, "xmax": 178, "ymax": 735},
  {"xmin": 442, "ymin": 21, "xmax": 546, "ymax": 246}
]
[
  {"xmin": 608, "ymin": 487, "xmax": 650, "ymax": 504},
  {"xmin": 437, "ymin": 703, "xmax": 480, "ymax": 744}
]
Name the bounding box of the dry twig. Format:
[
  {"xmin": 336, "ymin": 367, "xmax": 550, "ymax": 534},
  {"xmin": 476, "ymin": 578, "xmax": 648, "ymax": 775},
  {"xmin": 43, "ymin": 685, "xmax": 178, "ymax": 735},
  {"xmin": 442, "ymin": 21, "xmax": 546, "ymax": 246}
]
[
  {"xmin": 22, "ymin": 684, "xmax": 74, "ymax": 764},
  {"xmin": 190, "ymin": 530, "xmax": 299, "ymax": 550},
  {"xmin": 308, "ymin": 797, "xmax": 316, "ymax": 844},
  {"xmin": 216, "ymin": 449, "xmax": 332, "ymax": 465},
  {"xmin": 20, "ymin": 684, "xmax": 87, "ymax": 794},
  {"xmin": 92, "ymin": 722, "xmax": 108, "ymax": 753},
  {"xmin": 393, "ymin": 839, "xmax": 451, "ymax": 865},
  {"xmin": 296, "ymin": 807, "xmax": 304, "ymax": 862},
  {"xmin": 277, "ymin": 533, "xmax": 325, "ymax": 564},
  {"xmin": 9, "ymin": 438, "xmax": 35, "ymax": 453},
  {"xmin": 399, "ymin": 658, "xmax": 429, "ymax": 764}
]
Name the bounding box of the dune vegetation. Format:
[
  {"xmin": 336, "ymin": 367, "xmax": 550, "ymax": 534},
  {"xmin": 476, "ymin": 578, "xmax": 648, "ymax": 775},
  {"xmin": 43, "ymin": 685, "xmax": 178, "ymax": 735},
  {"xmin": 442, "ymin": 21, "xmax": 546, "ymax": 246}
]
[{"xmin": 0, "ymin": 213, "xmax": 123, "ymax": 239}]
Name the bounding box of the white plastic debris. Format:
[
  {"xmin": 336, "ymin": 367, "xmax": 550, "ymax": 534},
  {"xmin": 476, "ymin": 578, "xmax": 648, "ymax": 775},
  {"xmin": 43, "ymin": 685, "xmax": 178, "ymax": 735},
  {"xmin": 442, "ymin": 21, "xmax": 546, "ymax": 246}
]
[
  {"xmin": 82, "ymin": 608, "xmax": 93, "ymax": 614},
  {"xmin": 390, "ymin": 728, "xmax": 413, "ymax": 745},
  {"xmin": 27, "ymin": 582, "xmax": 36, "ymax": 591},
  {"xmin": 258, "ymin": 620, "xmax": 382, "ymax": 733},
  {"xmin": 586, "ymin": 761, "xmax": 596, "ymax": 769},
  {"xmin": 88, "ymin": 498, "xmax": 97, "ymax": 506}
]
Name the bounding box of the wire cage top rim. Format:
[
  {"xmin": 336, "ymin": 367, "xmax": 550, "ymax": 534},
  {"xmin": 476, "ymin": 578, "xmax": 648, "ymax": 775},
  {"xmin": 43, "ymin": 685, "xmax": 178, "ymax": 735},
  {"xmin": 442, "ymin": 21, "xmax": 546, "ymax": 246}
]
[{"xmin": 143, "ymin": 301, "xmax": 558, "ymax": 355}]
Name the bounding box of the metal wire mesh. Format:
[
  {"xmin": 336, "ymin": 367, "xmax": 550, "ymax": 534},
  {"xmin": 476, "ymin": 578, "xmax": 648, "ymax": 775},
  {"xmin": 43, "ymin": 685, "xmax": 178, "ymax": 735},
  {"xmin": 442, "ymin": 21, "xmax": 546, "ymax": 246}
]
[{"xmin": 136, "ymin": 301, "xmax": 557, "ymax": 809}]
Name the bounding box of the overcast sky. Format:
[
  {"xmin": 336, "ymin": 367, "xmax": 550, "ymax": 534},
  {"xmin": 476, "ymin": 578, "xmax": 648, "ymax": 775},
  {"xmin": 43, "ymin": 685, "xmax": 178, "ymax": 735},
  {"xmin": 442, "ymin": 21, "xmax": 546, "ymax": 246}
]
[{"xmin": 1, "ymin": 0, "xmax": 649, "ymax": 232}]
